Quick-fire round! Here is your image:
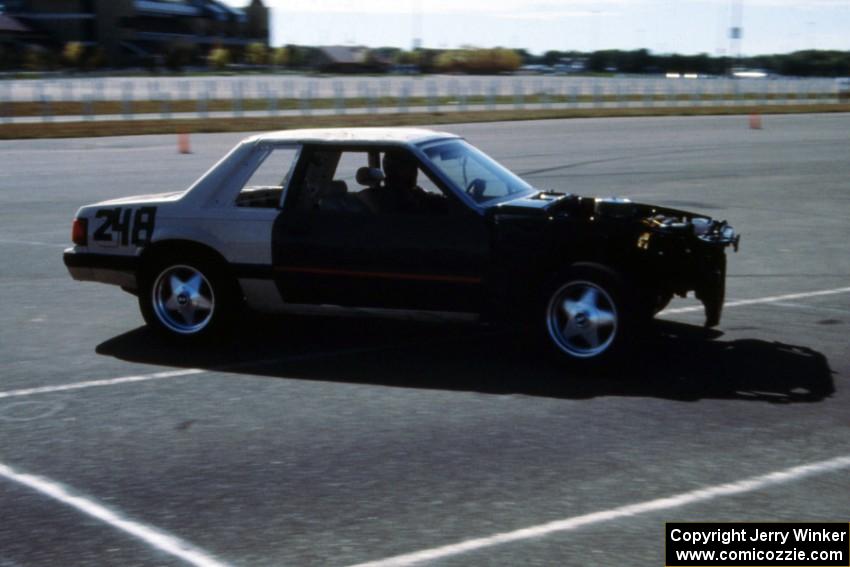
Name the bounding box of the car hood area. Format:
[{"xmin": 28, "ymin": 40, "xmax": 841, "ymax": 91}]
[{"xmin": 491, "ymin": 191, "xmax": 740, "ymax": 249}]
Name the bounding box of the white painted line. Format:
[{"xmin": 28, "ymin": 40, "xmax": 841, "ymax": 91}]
[
  {"xmin": 0, "ymin": 333, "xmax": 490, "ymax": 400},
  {"xmin": 0, "ymin": 461, "xmax": 230, "ymax": 567},
  {"xmin": 0, "ymin": 369, "xmax": 205, "ymax": 400},
  {"xmin": 348, "ymin": 455, "xmax": 850, "ymax": 567},
  {"xmin": 661, "ymin": 286, "xmax": 850, "ymax": 315}
]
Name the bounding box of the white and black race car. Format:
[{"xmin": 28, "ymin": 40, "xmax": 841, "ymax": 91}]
[{"xmin": 65, "ymin": 128, "xmax": 738, "ymax": 365}]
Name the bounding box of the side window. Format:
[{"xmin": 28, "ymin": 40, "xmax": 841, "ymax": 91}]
[
  {"xmin": 293, "ymin": 149, "xmax": 374, "ymax": 213},
  {"xmin": 416, "ymin": 167, "xmax": 449, "ymax": 198},
  {"xmin": 291, "ymin": 147, "xmax": 452, "ymax": 215},
  {"xmin": 235, "ymin": 147, "xmax": 298, "ymax": 208},
  {"xmin": 382, "ymin": 150, "xmax": 451, "ymax": 215}
]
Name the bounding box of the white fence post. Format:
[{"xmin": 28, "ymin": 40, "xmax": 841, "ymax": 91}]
[
  {"xmin": 121, "ymin": 81, "xmax": 133, "ymax": 119},
  {"xmin": 333, "ymin": 80, "xmax": 345, "ymax": 115},
  {"xmin": 61, "ymin": 80, "xmax": 73, "ymax": 104},
  {"xmin": 160, "ymin": 91, "xmax": 171, "ymax": 119},
  {"xmin": 427, "ymin": 80, "xmax": 438, "ymax": 113},
  {"xmin": 398, "ymin": 81, "xmax": 411, "ymax": 113},
  {"xmin": 0, "ymin": 83, "xmax": 8, "ymax": 123},
  {"xmin": 513, "ymin": 80, "xmax": 525, "ymax": 109},
  {"xmin": 198, "ymin": 82, "xmax": 209, "ymax": 119},
  {"xmin": 487, "ymin": 80, "xmax": 498, "ymax": 110},
  {"xmin": 299, "ymin": 82, "xmax": 312, "ymax": 116}
]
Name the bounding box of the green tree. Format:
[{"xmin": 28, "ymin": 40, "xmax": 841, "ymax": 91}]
[
  {"xmin": 245, "ymin": 42, "xmax": 269, "ymax": 66},
  {"xmin": 24, "ymin": 46, "xmax": 50, "ymax": 71},
  {"xmin": 435, "ymin": 48, "xmax": 521, "ymax": 74},
  {"xmin": 395, "ymin": 50, "xmax": 422, "ymax": 65},
  {"xmin": 62, "ymin": 42, "xmax": 85, "ymax": 70},
  {"xmin": 208, "ymin": 47, "xmax": 231, "ymax": 71},
  {"xmin": 271, "ymin": 46, "xmax": 290, "ymax": 67}
]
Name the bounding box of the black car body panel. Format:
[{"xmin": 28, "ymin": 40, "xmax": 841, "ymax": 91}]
[{"xmin": 485, "ymin": 192, "xmax": 737, "ymax": 326}]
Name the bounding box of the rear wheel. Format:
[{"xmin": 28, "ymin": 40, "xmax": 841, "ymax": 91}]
[
  {"xmin": 540, "ymin": 264, "xmax": 635, "ymax": 367},
  {"xmin": 139, "ymin": 254, "xmax": 237, "ymax": 340}
]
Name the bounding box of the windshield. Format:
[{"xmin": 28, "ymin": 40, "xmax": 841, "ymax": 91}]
[{"xmin": 420, "ymin": 140, "xmax": 536, "ymax": 205}]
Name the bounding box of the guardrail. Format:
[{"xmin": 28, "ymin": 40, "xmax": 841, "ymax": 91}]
[{"xmin": 0, "ymin": 76, "xmax": 845, "ymax": 124}]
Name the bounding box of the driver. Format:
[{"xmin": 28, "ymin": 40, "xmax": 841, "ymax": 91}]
[{"xmin": 382, "ymin": 150, "xmax": 425, "ymax": 213}]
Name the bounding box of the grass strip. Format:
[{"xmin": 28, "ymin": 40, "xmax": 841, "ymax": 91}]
[{"xmin": 3, "ymin": 93, "xmax": 845, "ymax": 118}]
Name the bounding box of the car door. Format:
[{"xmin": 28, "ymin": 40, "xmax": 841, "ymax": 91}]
[{"xmin": 271, "ymin": 144, "xmax": 490, "ymax": 312}]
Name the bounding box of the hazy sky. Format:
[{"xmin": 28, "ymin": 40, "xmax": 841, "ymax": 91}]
[{"xmin": 222, "ymin": 0, "xmax": 850, "ymax": 55}]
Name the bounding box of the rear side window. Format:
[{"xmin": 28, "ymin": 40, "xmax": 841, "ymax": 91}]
[{"xmin": 235, "ymin": 147, "xmax": 299, "ymax": 208}]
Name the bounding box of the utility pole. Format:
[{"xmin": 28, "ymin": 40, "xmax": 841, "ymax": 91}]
[
  {"xmin": 411, "ymin": 0, "xmax": 422, "ymax": 51},
  {"xmin": 729, "ymin": 0, "xmax": 743, "ymax": 73}
]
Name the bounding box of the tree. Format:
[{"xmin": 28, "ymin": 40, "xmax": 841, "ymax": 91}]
[
  {"xmin": 434, "ymin": 48, "xmax": 521, "ymax": 74},
  {"xmin": 62, "ymin": 42, "xmax": 85, "ymax": 70},
  {"xmin": 271, "ymin": 46, "xmax": 290, "ymax": 68},
  {"xmin": 208, "ymin": 47, "xmax": 231, "ymax": 71},
  {"xmin": 395, "ymin": 50, "xmax": 422, "ymax": 65},
  {"xmin": 283, "ymin": 44, "xmax": 307, "ymax": 68},
  {"xmin": 245, "ymin": 42, "xmax": 269, "ymax": 66},
  {"xmin": 24, "ymin": 46, "xmax": 51, "ymax": 71}
]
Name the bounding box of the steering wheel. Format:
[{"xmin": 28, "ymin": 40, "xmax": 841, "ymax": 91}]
[{"xmin": 465, "ymin": 178, "xmax": 487, "ymax": 200}]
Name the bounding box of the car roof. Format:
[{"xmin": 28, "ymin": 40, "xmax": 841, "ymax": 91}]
[{"xmin": 246, "ymin": 127, "xmax": 460, "ymax": 146}]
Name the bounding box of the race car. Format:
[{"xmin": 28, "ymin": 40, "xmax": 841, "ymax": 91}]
[{"xmin": 64, "ymin": 127, "xmax": 739, "ymax": 365}]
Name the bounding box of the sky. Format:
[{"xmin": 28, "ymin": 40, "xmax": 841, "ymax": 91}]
[{"xmin": 222, "ymin": 0, "xmax": 850, "ymax": 56}]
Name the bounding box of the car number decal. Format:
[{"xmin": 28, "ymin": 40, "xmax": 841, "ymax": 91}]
[{"xmin": 93, "ymin": 206, "xmax": 157, "ymax": 246}]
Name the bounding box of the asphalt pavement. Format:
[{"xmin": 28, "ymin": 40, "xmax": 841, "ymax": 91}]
[{"xmin": 0, "ymin": 114, "xmax": 848, "ymax": 566}]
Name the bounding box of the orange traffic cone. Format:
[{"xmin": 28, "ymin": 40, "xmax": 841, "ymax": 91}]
[
  {"xmin": 749, "ymin": 114, "xmax": 762, "ymax": 130},
  {"xmin": 178, "ymin": 132, "xmax": 192, "ymax": 154}
]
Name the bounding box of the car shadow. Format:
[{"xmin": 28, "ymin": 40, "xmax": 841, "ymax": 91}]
[{"xmin": 95, "ymin": 315, "xmax": 835, "ymax": 404}]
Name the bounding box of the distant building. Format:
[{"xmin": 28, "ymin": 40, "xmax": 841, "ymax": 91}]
[
  {"xmin": 309, "ymin": 46, "xmax": 390, "ymax": 73},
  {"xmin": 0, "ymin": 0, "xmax": 269, "ymax": 66},
  {"xmin": 0, "ymin": 12, "xmax": 31, "ymax": 44}
]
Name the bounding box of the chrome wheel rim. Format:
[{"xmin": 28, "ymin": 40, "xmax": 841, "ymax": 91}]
[
  {"xmin": 151, "ymin": 265, "xmax": 215, "ymax": 334},
  {"xmin": 546, "ymin": 280, "xmax": 618, "ymax": 358}
]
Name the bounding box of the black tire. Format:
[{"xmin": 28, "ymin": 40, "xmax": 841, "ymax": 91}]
[
  {"xmin": 138, "ymin": 252, "xmax": 238, "ymax": 341},
  {"xmin": 538, "ymin": 263, "xmax": 637, "ymax": 368}
]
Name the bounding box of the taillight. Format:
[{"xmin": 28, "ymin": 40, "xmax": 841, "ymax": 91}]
[{"xmin": 72, "ymin": 218, "xmax": 88, "ymax": 246}]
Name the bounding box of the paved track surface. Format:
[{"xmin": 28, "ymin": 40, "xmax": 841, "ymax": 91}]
[{"xmin": 0, "ymin": 114, "xmax": 848, "ymax": 566}]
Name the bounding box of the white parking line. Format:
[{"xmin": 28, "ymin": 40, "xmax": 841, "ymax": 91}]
[
  {"xmin": 661, "ymin": 286, "xmax": 850, "ymax": 315},
  {"xmin": 0, "ymin": 461, "xmax": 230, "ymax": 567},
  {"xmin": 0, "ymin": 369, "xmax": 205, "ymax": 400},
  {"xmin": 348, "ymin": 455, "xmax": 850, "ymax": 567},
  {"xmin": 0, "ymin": 336, "xmax": 489, "ymax": 400},
  {"xmin": 0, "ymin": 345, "xmax": 406, "ymax": 400}
]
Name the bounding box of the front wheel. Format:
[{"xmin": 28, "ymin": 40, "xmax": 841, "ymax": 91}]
[
  {"xmin": 139, "ymin": 255, "xmax": 237, "ymax": 340},
  {"xmin": 540, "ymin": 265, "xmax": 635, "ymax": 367}
]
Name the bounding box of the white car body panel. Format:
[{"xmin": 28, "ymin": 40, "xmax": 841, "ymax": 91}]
[{"xmin": 65, "ymin": 127, "xmax": 458, "ymax": 308}]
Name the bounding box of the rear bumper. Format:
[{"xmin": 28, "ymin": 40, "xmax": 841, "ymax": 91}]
[{"xmin": 63, "ymin": 249, "xmax": 139, "ymax": 290}]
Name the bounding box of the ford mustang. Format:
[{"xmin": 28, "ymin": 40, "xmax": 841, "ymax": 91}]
[{"xmin": 64, "ymin": 128, "xmax": 739, "ymax": 365}]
